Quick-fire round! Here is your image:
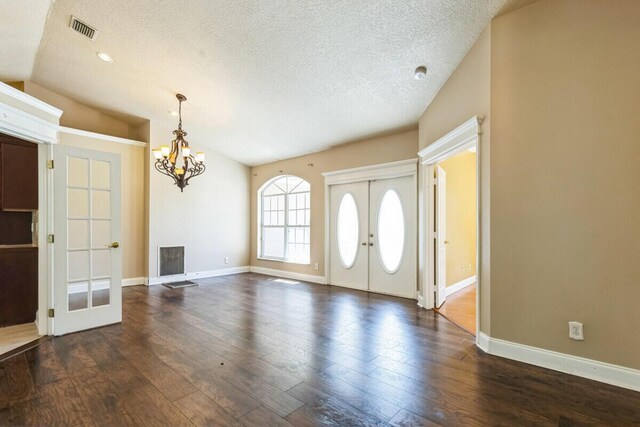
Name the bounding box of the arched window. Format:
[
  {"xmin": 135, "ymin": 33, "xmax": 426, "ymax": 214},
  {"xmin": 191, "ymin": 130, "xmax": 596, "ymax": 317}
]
[{"xmin": 259, "ymin": 175, "xmax": 311, "ymax": 264}]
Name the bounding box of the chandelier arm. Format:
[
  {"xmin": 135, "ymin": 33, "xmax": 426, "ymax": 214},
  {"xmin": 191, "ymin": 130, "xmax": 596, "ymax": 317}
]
[{"xmin": 154, "ymin": 159, "xmax": 179, "ymax": 185}]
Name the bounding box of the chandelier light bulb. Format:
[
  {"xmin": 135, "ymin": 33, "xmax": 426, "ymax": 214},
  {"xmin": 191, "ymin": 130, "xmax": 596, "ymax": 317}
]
[
  {"xmin": 196, "ymin": 152, "xmax": 205, "ymax": 163},
  {"xmin": 160, "ymin": 146, "xmax": 170, "ymax": 157},
  {"xmin": 182, "ymin": 146, "xmax": 191, "ymax": 157},
  {"xmin": 152, "ymin": 149, "xmax": 162, "ymax": 159}
]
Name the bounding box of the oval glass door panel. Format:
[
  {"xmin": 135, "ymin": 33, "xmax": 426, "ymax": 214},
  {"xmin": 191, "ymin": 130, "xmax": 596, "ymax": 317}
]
[
  {"xmin": 337, "ymin": 193, "xmax": 359, "ymax": 268},
  {"xmin": 377, "ymin": 189, "xmax": 405, "ymax": 273}
]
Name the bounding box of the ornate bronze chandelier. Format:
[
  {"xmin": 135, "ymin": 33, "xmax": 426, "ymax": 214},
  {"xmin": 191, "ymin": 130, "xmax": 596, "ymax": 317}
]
[{"xmin": 152, "ymin": 94, "xmax": 205, "ymax": 192}]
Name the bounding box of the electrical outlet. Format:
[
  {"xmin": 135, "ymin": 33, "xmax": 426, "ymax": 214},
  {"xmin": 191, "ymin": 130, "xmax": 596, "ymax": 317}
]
[
  {"xmin": 459, "ymin": 266, "xmax": 464, "ymax": 274},
  {"xmin": 569, "ymin": 321, "xmax": 584, "ymax": 340},
  {"xmin": 314, "ymin": 262, "xmax": 319, "ymax": 270},
  {"xmin": 224, "ymin": 257, "xmax": 229, "ymax": 264}
]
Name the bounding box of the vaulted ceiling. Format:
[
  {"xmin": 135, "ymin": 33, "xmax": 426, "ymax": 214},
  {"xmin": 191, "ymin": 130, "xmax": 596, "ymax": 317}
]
[{"xmin": 1, "ymin": 0, "xmax": 510, "ymax": 165}]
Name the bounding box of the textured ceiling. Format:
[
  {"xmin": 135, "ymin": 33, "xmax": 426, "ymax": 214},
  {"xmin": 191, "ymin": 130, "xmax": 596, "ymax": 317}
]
[
  {"xmin": 0, "ymin": 0, "xmax": 52, "ymax": 80},
  {"xmin": 3, "ymin": 0, "xmax": 509, "ymax": 166}
]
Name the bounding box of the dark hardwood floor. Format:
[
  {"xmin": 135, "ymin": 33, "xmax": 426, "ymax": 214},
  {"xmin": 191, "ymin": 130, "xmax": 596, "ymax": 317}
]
[{"xmin": 1, "ymin": 273, "xmax": 639, "ymax": 426}]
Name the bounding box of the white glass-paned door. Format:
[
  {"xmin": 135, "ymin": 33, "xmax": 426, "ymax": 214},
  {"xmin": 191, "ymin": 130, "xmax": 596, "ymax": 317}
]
[
  {"xmin": 368, "ymin": 176, "xmax": 416, "ymax": 298},
  {"xmin": 329, "ymin": 175, "xmax": 416, "ymax": 298},
  {"xmin": 329, "ymin": 181, "xmax": 369, "ymax": 290},
  {"xmin": 54, "ymin": 146, "xmax": 122, "ymax": 335}
]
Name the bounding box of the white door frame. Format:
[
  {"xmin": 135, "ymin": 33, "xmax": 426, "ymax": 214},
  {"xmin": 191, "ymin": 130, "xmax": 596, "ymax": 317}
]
[
  {"xmin": 0, "ymin": 83, "xmax": 62, "ymax": 336},
  {"xmin": 322, "ymin": 158, "xmax": 418, "ymax": 294},
  {"xmin": 417, "ymin": 116, "xmax": 483, "ymax": 339}
]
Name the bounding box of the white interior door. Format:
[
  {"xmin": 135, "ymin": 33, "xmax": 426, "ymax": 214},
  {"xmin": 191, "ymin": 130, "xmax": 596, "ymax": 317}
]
[
  {"xmin": 369, "ymin": 176, "xmax": 417, "ymax": 298},
  {"xmin": 53, "ymin": 146, "xmax": 122, "ymax": 335},
  {"xmin": 435, "ymin": 165, "xmax": 447, "ymax": 308},
  {"xmin": 329, "ymin": 181, "xmax": 369, "ymax": 290}
]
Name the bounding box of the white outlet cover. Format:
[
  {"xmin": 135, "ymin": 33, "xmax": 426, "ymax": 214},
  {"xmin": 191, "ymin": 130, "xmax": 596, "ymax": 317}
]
[{"xmin": 569, "ymin": 321, "xmax": 584, "ymax": 340}]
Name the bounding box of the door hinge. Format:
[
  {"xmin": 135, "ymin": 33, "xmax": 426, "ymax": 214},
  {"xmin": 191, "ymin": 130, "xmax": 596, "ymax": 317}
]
[
  {"xmin": 48, "ymin": 308, "xmax": 55, "ymax": 318},
  {"xmin": 47, "ymin": 234, "xmax": 54, "ymax": 244},
  {"xmin": 47, "ymin": 160, "xmax": 55, "ymax": 169}
]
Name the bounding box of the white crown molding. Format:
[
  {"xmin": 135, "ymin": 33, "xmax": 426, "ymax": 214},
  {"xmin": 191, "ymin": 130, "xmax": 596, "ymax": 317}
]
[
  {"xmin": 0, "ymin": 82, "xmax": 63, "ymax": 119},
  {"xmin": 0, "ymin": 102, "xmax": 59, "ymax": 144},
  {"xmin": 249, "ymin": 266, "xmax": 326, "ymax": 284},
  {"xmin": 418, "ymin": 116, "xmax": 483, "ymax": 164},
  {"xmin": 59, "ymin": 126, "xmax": 147, "ymax": 147},
  {"xmin": 477, "ymin": 332, "xmax": 640, "ymax": 392},
  {"xmin": 322, "ymin": 158, "xmax": 418, "ymax": 186},
  {"xmin": 147, "ymin": 266, "xmax": 250, "ymax": 286},
  {"xmin": 446, "ymin": 275, "xmax": 476, "ymax": 297}
]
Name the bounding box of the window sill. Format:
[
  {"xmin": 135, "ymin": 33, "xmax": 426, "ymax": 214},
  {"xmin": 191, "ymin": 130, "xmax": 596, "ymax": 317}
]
[{"xmin": 257, "ymin": 257, "xmax": 310, "ymax": 266}]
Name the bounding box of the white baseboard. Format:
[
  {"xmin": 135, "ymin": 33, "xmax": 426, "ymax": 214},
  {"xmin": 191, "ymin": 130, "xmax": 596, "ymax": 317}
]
[
  {"xmin": 147, "ymin": 266, "xmax": 250, "ymax": 286},
  {"xmin": 122, "ymin": 277, "xmax": 146, "ymax": 287},
  {"xmin": 446, "ymin": 275, "xmax": 476, "ymax": 296},
  {"xmin": 249, "ymin": 266, "xmax": 326, "ymax": 284},
  {"xmin": 477, "ymin": 332, "xmax": 640, "ymax": 392}
]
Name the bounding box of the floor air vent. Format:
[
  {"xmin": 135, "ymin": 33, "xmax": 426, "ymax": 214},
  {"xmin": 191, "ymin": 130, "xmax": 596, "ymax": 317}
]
[{"xmin": 69, "ymin": 16, "xmax": 98, "ymax": 40}]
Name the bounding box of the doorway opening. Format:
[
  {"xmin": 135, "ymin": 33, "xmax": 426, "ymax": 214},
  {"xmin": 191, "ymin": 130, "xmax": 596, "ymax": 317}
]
[
  {"xmin": 418, "ymin": 116, "xmax": 482, "ymax": 339},
  {"xmin": 432, "ymin": 149, "xmax": 477, "ymax": 334}
]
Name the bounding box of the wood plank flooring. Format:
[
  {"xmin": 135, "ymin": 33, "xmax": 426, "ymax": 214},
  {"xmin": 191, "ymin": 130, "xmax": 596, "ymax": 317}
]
[
  {"xmin": 435, "ymin": 284, "xmax": 476, "ymax": 335},
  {"xmin": 1, "ymin": 272, "xmax": 639, "ymax": 426}
]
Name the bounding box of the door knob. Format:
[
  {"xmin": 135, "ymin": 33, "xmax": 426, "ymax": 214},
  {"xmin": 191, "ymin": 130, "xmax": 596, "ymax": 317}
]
[
  {"xmin": 108, "ymin": 242, "xmax": 120, "ymax": 248},
  {"xmin": 444, "ymin": 240, "xmax": 450, "ymax": 244},
  {"xmin": 369, "ymin": 242, "xmax": 374, "ymax": 246},
  {"xmin": 361, "ymin": 242, "xmax": 367, "ymax": 246}
]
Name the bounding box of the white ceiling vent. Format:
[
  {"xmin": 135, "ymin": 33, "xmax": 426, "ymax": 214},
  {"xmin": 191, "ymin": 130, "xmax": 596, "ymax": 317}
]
[{"xmin": 69, "ymin": 16, "xmax": 97, "ymax": 40}]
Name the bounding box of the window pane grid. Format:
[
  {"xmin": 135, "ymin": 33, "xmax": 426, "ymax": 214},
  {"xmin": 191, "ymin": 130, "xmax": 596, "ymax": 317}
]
[{"xmin": 260, "ymin": 176, "xmax": 310, "ymax": 263}]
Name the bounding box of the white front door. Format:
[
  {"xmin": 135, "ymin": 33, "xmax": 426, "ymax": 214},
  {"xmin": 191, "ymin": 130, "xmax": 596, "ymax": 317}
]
[
  {"xmin": 329, "ymin": 181, "xmax": 369, "ymax": 291},
  {"xmin": 53, "ymin": 146, "xmax": 122, "ymax": 335},
  {"xmin": 435, "ymin": 165, "xmax": 447, "ymax": 308},
  {"xmin": 369, "ymin": 176, "xmax": 416, "ymax": 298},
  {"xmin": 329, "ymin": 176, "xmax": 417, "ymax": 298}
]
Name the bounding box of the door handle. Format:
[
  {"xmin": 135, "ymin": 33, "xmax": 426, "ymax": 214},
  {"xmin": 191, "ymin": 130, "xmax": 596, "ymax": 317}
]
[
  {"xmin": 361, "ymin": 242, "xmax": 367, "ymax": 246},
  {"xmin": 445, "ymin": 240, "xmax": 450, "ymax": 245},
  {"xmin": 108, "ymin": 242, "xmax": 120, "ymax": 249},
  {"xmin": 369, "ymin": 242, "xmax": 374, "ymax": 246}
]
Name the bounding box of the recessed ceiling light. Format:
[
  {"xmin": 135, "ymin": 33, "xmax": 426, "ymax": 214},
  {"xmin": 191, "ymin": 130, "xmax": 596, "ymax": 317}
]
[
  {"xmin": 96, "ymin": 52, "xmax": 113, "ymax": 63},
  {"xmin": 168, "ymin": 110, "xmax": 178, "ymax": 117},
  {"xmin": 414, "ymin": 65, "xmax": 427, "ymax": 80}
]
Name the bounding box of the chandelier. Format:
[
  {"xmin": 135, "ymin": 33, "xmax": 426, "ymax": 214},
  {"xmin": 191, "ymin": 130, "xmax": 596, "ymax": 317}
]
[{"xmin": 152, "ymin": 94, "xmax": 205, "ymax": 192}]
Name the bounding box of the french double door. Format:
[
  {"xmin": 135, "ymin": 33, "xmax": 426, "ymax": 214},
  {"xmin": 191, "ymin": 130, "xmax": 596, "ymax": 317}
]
[{"xmin": 329, "ymin": 175, "xmax": 416, "ymax": 298}]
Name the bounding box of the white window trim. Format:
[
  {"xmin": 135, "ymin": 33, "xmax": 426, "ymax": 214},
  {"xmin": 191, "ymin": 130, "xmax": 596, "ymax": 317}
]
[{"xmin": 257, "ymin": 175, "xmax": 311, "ymax": 264}]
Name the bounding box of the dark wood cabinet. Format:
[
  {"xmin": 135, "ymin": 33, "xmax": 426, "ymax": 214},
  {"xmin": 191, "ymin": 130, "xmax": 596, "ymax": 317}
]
[
  {"xmin": 0, "ymin": 247, "xmax": 38, "ymax": 327},
  {"xmin": 0, "ymin": 133, "xmax": 39, "ymax": 327},
  {"xmin": 0, "ymin": 134, "xmax": 38, "ymax": 210}
]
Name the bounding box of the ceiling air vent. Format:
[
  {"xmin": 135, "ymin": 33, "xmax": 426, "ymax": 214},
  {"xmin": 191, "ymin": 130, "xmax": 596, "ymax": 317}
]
[{"xmin": 69, "ymin": 16, "xmax": 97, "ymax": 40}]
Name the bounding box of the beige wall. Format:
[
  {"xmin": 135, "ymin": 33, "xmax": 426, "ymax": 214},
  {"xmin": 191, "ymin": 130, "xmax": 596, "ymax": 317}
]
[
  {"xmin": 147, "ymin": 121, "xmax": 251, "ymax": 280},
  {"xmin": 438, "ymin": 151, "xmax": 477, "ymax": 286},
  {"xmin": 491, "ymin": 0, "xmax": 640, "ymax": 369},
  {"xmin": 250, "ymin": 129, "xmax": 419, "ymax": 277},
  {"xmin": 59, "ymin": 133, "xmax": 146, "ymax": 280},
  {"xmin": 21, "ymin": 81, "xmax": 141, "ymax": 140},
  {"xmin": 419, "ymin": 25, "xmax": 491, "ymax": 332}
]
